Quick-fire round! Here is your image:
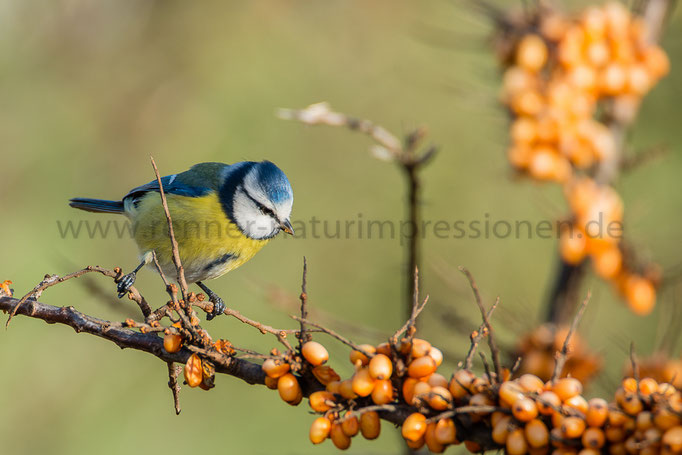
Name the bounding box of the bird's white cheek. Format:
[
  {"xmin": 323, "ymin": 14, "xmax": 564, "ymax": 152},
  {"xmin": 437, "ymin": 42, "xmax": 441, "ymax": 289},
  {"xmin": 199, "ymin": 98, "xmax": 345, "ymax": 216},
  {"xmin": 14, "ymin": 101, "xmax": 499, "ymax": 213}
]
[{"xmin": 243, "ymin": 214, "xmax": 278, "ymax": 239}]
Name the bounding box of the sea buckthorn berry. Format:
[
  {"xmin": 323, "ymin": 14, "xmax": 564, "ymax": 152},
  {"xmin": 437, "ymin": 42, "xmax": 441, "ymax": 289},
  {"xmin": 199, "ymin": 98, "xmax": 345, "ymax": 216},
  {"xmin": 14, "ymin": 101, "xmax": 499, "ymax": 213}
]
[
  {"xmin": 644, "ymin": 427, "xmax": 662, "ymax": 444},
  {"xmin": 526, "ymin": 418, "xmax": 550, "ymax": 448},
  {"xmin": 375, "ymin": 342, "xmax": 391, "ymax": 356},
  {"xmin": 620, "ymin": 393, "xmax": 643, "ymax": 415},
  {"xmin": 552, "ymin": 412, "xmax": 565, "ymax": 429},
  {"xmin": 579, "ymin": 449, "xmax": 601, "ymax": 455},
  {"xmin": 360, "ymin": 411, "xmax": 381, "ymax": 440},
  {"xmin": 638, "ymin": 377, "xmax": 658, "ymax": 396},
  {"xmin": 492, "ymin": 415, "xmax": 511, "ymax": 445},
  {"xmin": 408, "ymin": 356, "xmax": 437, "ymax": 378},
  {"xmin": 662, "ymin": 426, "xmax": 682, "ymax": 453},
  {"xmin": 264, "ymin": 375, "xmax": 278, "ymax": 390},
  {"xmin": 553, "ymin": 377, "xmax": 583, "ymax": 401},
  {"xmin": 519, "ymin": 374, "xmax": 545, "ymax": 394},
  {"xmin": 564, "ymin": 395, "xmax": 589, "ymax": 415},
  {"xmin": 429, "ymin": 386, "xmax": 452, "ymax": 411},
  {"xmin": 609, "ymin": 409, "xmax": 628, "ymax": 427},
  {"xmin": 369, "ymin": 353, "xmax": 393, "ymax": 380},
  {"xmin": 609, "ymin": 442, "xmax": 627, "ymax": 455},
  {"xmin": 371, "ymin": 379, "xmax": 394, "ymax": 405},
  {"xmin": 499, "ymin": 380, "xmax": 526, "ymax": 408},
  {"xmin": 538, "ymin": 391, "xmax": 562, "ymax": 415},
  {"xmin": 642, "ymin": 46, "xmax": 670, "ymax": 79},
  {"xmin": 623, "ymin": 436, "xmax": 638, "ymax": 455},
  {"xmin": 513, "ymin": 397, "xmax": 539, "ymax": 422},
  {"xmin": 637, "ymin": 411, "xmax": 654, "ymax": 431},
  {"xmin": 406, "ymin": 436, "xmax": 425, "ymax": 450},
  {"xmin": 582, "ymin": 427, "xmax": 606, "ymax": 449},
  {"xmin": 654, "ymin": 408, "xmax": 682, "ymax": 430},
  {"xmin": 586, "ymin": 398, "xmax": 609, "ymax": 427},
  {"xmin": 411, "ymin": 338, "xmax": 432, "ymax": 358},
  {"xmin": 428, "ymin": 347, "xmax": 444, "ymax": 366},
  {"xmin": 517, "ymin": 34, "xmax": 548, "ymax": 72},
  {"xmin": 435, "ymin": 418, "xmax": 457, "ymax": 445},
  {"xmin": 301, "ymin": 341, "xmax": 329, "ymax": 366},
  {"xmin": 402, "ymin": 377, "xmax": 419, "ymax": 405},
  {"xmin": 593, "ymin": 246, "xmax": 622, "ymax": 279},
  {"xmin": 330, "ymin": 422, "xmax": 351, "ymax": 450},
  {"xmin": 341, "ymin": 413, "xmax": 359, "ymax": 437},
  {"xmin": 449, "ymin": 370, "xmax": 475, "ymax": 398},
  {"xmin": 507, "ymin": 428, "xmax": 529, "ymax": 455},
  {"xmin": 277, "ymin": 373, "xmax": 302, "ymax": 404},
  {"xmin": 425, "ymin": 422, "xmax": 445, "ymax": 453},
  {"xmin": 309, "ymin": 417, "xmax": 331, "ymax": 444},
  {"xmin": 163, "ymin": 333, "xmax": 182, "ymax": 353},
  {"xmin": 309, "ymin": 391, "xmax": 335, "ymax": 412},
  {"xmin": 262, "ymin": 359, "xmax": 290, "ymax": 379},
  {"xmin": 184, "ymin": 353, "xmax": 203, "ymax": 388},
  {"xmin": 562, "ymin": 417, "xmax": 587, "ymax": 439},
  {"xmin": 351, "ymin": 367, "xmax": 375, "ymax": 397},
  {"xmin": 402, "ymin": 413, "xmax": 427, "ymax": 442},
  {"xmin": 625, "ymin": 276, "xmax": 656, "ymax": 315},
  {"xmin": 511, "ymin": 117, "xmax": 538, "ymax": 145},
  {"xmin": 413, "ymin": 381, "xmax": 432, "ymax": 403},
  {"xmin": 312, "ymin": 365, "xmax": 340, "ymax": 385},
  {"xmin": 621, "ymin": 378, "xmax": 638, "ymax": 393},
  {"xmin": 349, "ymin": 344, "xmax": 375, "ymax": 366},
  {"xmin": 605, "ymin": 425, "xmax": 627, "ymax": 443},
  {"xmin": 397, "ymin": 339, "xmax": 412, "ymax": 355},
  {"xmin": 428, "ymin": 373, "xmax": 449, "ymax": 388}
]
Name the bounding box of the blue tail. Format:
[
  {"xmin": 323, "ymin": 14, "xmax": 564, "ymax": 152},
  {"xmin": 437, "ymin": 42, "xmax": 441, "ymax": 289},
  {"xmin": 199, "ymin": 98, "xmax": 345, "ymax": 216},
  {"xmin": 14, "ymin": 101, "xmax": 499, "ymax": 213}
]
[{"xmin": 69, "ymin": 198, "xmax": 124, "ymax": 214}]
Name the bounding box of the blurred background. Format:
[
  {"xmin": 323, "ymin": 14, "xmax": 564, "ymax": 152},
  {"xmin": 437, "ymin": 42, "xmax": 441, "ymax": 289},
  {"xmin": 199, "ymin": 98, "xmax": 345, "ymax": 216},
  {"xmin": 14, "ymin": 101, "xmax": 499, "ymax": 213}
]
[{"xmin": 0, "ymin": 1, "xmax": 680, "ymax": 453}]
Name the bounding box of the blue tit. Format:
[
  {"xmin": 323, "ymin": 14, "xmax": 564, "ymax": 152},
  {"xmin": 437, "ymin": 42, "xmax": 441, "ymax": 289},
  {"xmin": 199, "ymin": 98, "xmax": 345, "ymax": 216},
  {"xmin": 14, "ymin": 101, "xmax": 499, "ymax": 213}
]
[{"xmin": 69, "ymin": 161, "xmax": 294, "ymax": 319}]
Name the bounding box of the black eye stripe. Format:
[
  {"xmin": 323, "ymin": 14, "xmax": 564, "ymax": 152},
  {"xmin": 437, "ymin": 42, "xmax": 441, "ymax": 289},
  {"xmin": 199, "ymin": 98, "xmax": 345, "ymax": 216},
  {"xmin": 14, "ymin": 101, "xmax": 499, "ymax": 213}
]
[{"xmin": 242, "ymin": 187, "xmax": 275, "ymax": 217}]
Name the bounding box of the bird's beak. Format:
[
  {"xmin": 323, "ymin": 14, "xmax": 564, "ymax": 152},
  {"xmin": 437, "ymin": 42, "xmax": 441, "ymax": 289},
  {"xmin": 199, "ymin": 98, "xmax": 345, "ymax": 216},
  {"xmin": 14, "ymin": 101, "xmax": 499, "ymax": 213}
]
[{"xmin": 280, "ymin": 219, "xmax": 295, "ymax": 236}]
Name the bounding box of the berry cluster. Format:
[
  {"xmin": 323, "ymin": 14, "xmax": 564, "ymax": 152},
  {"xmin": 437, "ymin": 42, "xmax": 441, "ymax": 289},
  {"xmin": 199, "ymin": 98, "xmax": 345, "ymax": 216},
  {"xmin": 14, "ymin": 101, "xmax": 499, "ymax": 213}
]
[
  {"xmin": 516, "ymin": 323, "xmax": 602, "ymax": 384},
  {"xmin": 498, "ymin": 1, "xmax": 668, "ymax": 315}
]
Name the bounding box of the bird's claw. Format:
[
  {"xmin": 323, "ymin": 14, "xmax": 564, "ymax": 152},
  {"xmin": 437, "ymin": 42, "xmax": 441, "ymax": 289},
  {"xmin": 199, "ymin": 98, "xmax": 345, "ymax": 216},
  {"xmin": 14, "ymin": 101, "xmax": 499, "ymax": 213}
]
[
  {"xmin": 116, "ymin": 273, "xmax": 136, "ymax": 298},
  {"xmin": 206, "ymin": 295, "xmax": 225, "ymax": 321}
]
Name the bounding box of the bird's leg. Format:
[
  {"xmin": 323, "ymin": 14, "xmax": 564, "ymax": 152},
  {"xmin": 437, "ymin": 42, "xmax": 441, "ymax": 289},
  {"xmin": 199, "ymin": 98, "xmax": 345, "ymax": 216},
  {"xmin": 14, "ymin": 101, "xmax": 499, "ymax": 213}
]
[
  {"xmin": 116, "ymin": 258, "xmax": 148, "ymax": 298},
  {"xmin": 196, "ymin": 281, "xmax": 225, "ymax": 321}
]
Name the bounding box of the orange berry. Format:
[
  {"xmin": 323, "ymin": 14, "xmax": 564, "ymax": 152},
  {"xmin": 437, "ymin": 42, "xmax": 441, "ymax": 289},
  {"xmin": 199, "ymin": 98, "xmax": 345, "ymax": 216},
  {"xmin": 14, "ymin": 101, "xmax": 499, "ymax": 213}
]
[
  {"xmin": 637, "ymin": 411, "xmax": 654, "ymax": 431},
  {"xmin": 301, "ymin": 341, "xmax": 329, "ymax": 366},
  {"xmin": 526, "ymin": 418, "xmax": 550, "ymax": 448},
  {"xmin": 582, "ymin": 427, "xmax": 606, "ymax": 449},
  {"xmin": 349, "ymin": 344, "xmax": 375, "ymax": 366},
  {"xmin": 402, "ymin": 413, "xmax": 427, "ymax": 442},
  {"xmin": 309, "ymin": 391, "xmax": 336, "ymax": 412},
  {"xmin": 600, "ymin": 63, "xmax": 627, "ymax": 95},
  {"xmin": 609, "ymin": 409, "xmax": 628, "ymax": 427},
  {"xmin": 351, "ymin": 367, "xmax": 375, "ymax": 397},
  {"xmin": 553, "ymin": 377, "xmax": 583, "ymax": 401},
  {"xmin": 371, "ymin": 379, "xmax": 394, "ymax": 405},
  {"xmin": 662, "ymin": 426, "xmax": 682, "ymax": 453},
  {"xmin": 513, "ymin": 397, "xmax": 539, "ymax": 422},
  {"xmin": 360, "ymin": 411, "xmax": 381, "ymax": 440},
  {"xmin": 593, "ymin": 245, "xmax": 622, "ymax": 279},
  {"xmin": 428, "ymin": 347, "xmax": 444, "ymax": 366},
  {"xmin": 642, "ymin": 46, "xmax": 670, "ymax": 79},
  {"xmin": 402, "ymin": 377, "xmax": 419, "ymax": 405},
  {"xmin": 538, "ymin": 391, "xmax": 562, "ymax": 415},
  {"xmin": 428, "ymin": 373, "xmax": 449, "ymax": 388},
  {"xmin": 654, "ymin": 409, "xmax": 682, "ymax": 430},
  {"xmin": 492, "ymin": 415, "xmax": 512, "ymax": 445},
  {"xmin": 429, "ymin": 386, "xmax": 452, "ymax": 411},
  {"xmin": 627, "ymin": 63, "xmax": 652, "ymax": 95},
  {"xmin": 326, "ymin": 380, "xmax": 341, "ymax": 395},
  {"xmin": 425, "ymin": 422, "xmax": 446, "ymax": 453},
  {"xmin": 163, "ymin": 333, "xmax": 182, "ymax": 353},
  {"xmin": 625, "ymin": 276, "xmax": 656, "ymax": 315},
  {"xmin": 564, "ymin": 395, "xmax": 589, "ymax": 415},
  {"xmin": 406, "ymin": 436, "xmax": 425, "ymax": 450},
  {"xmin": 330, "ymin": 422, "xmax": 351, "ymax": 450},
  {"xmin": 309, "ymin": 416, "xmax": 332, "ymax": 444},
  {"xmin": 562, "ymin": 417, "xmax": 587, "ymax": 439},
  {"xmin": 560, "ymin": 227, "xmax": 588, "ymax": 265},
  {"xmin": 567, "ymin": 65, "xmax": 598, "ymax": 93},
  {"xmin": 312, "ymin": 365, "xmax": 341, "ymax": 385},
  {"xmin": 264, "ymin": 375, "xmax": 279, "ymax": 390},
  {"xmin": 586, "ymin": 41, "xmax": 610, "ymax": 67},
  {"xmin": 529, "ymin": 147, "xmax": 560, "ymax": 181},
  {"xmin": 435, "ymin": 418, "xmax": 457, "ymax": 445},
  {"xmin": 408, "ymin": 356, "xmax": 437, "ymax": 378},
  {"xmin": 449, "ymin": 370, "xmax": 475, "ymax": 398},
  {"xmin": 341, "ymin": 413, "xmax": 359, "ymax": 437},
  {"xmin": 621, "ymin": 378, "xmax": 638, "ymax": 393},
  {"xmin": 620, "ymin": 393, "xmax": 643, "ymax": 415},
  {"xmin": 517, "ymin": 34, "xmax": 548, "ymax": 72},
  {"xmin": 262, "ymin": 359, "xmax": 290, "ymax": 379},
  {"xmin": 277, "ymin": 373, "xmax": 302, "ymax": 404},
  {"xmin": 413, "ymin": 381, "xmax": 432, "ymax": 403},
  {"xmin": 184, "ymin": 353, "xmax": 203, "ymax": 388},
  {"xmin": 507, "ymin": 428, "xmax": 529, "ymax": 455},
  {"xmin": 586, "ymin": 398, "xmax": 609, "ymax": 427},
  {"xmin": 511, "ymin": 117, "xmax": 538, "ymax": 144},
  {"xmin": 519, "ymin": 374, "xmax": 545, "ymax": 394},
  {"xmin": 375, "ymin": 342, "xmax": 391, "ymax": 357},
  {"xmin": 465, "ymin": 440, "xmax": 482, "ymax": 453},
  {"xmin": 512, "ymin": 90, "xmax": 544, "ymax": 116},
  {"xmin": 411, "ymin": 338, "xmax": 432, "ymax": 358},
  {"xmin": 503, "ymin": 67, "xmax": 538, "ymax": 96},
  {"xmin": 369, "ymin": 353, "xmax": 393, "ymax": 380}
]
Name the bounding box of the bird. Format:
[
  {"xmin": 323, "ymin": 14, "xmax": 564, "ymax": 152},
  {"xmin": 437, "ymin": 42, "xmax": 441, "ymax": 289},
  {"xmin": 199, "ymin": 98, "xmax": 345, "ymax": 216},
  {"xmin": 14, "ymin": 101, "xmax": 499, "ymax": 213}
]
[{"xmin": 69, "ymin": 161, "xmax": 294, "ymax": 320}]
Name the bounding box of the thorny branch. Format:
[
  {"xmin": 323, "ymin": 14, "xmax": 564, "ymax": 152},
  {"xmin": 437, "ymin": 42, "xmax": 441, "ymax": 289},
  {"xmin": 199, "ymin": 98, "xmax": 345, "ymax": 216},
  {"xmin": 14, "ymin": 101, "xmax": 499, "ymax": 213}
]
[{"xmin": 551, "ymin": 291, "xmax": 591, "ymax": 383}]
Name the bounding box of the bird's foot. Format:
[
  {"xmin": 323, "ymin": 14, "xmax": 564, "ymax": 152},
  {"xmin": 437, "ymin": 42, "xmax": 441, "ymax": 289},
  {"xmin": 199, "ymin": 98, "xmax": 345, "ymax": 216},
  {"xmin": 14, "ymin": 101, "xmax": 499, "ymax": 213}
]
[
  {"xmin": 116, "ymin": 272, "xmax": 136, "ymax": 298},
  {"xmin": 206, "ymin": 293, "xmax": 226, "ymax": 321}
]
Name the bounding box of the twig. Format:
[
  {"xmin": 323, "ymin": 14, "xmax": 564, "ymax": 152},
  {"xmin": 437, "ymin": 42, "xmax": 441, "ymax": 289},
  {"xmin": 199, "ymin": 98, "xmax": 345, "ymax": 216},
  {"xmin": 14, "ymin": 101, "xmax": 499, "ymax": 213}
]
[
  {"xmin": 551, "ymin": 291, "xmax": 591, "ymax": 383},
  {"xmin": 464, "ymin": 297, "xmax": 499, "ymax": 371},
  {"xmin": 297, "ymin": 257, "xmax": 311, "ymax": 348},
  {"xmin": 167, "ymin": 362, "xmax": 182, "ymax": 415},
  {"xmin": 630, "ymin": 342, "xmax": 640, "ymax": 384},
  {"xmin": 291, "ymin": 315, "xmax": 374, "ymax": 359},
  {"xmin": 459, "ymin": 267, "xmax": 502, "ymax": 383},
  {"xmin": 390, "ymin": 268, "xmax": 429, "ymax": 345},
  {"xmin": 150, "ymin": 156, "xmax": 189, "ymax": 301}
]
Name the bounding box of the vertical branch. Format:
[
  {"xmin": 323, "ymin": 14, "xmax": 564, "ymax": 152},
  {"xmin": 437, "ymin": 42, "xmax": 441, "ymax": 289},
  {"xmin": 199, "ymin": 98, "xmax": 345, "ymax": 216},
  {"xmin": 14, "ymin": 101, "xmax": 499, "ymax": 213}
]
[
  {"xmin": 403, "ymin": 162, "xmax": 420, "ymax": 322},
  {"xmin": 297, "ymin": 257, "xmax": 311, "ymax": 348}
]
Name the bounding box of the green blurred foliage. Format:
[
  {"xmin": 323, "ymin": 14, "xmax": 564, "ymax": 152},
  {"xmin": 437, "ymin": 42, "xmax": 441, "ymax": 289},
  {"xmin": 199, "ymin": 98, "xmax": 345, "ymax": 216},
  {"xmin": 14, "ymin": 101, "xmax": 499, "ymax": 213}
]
[{"xmin": 0, "ymin": 1, "xmax": 680, "ymax": 453}]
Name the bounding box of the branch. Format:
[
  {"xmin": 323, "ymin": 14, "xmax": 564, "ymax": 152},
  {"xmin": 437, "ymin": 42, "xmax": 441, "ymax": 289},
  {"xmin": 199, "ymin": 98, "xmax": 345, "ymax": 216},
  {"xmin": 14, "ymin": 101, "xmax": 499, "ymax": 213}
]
[{"xmin": 551, "ymin": 291, "xmax": 591, "ymax": 383}]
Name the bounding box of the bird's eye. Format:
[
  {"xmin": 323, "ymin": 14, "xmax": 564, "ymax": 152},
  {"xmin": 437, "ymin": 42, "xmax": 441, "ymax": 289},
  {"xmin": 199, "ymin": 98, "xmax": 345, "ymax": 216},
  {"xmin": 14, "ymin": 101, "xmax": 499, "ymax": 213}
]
[{"xmin": 258, "ymin": 204, "xmax": 274, "ymax": 217}]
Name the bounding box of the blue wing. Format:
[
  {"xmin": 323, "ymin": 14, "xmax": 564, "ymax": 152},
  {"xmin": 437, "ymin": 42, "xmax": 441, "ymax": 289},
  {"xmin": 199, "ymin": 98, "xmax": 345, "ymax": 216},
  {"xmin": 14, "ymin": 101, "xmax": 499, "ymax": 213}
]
[{"xmin": 123, "ymin": 174, "xmax": 212, "ymax": 206}]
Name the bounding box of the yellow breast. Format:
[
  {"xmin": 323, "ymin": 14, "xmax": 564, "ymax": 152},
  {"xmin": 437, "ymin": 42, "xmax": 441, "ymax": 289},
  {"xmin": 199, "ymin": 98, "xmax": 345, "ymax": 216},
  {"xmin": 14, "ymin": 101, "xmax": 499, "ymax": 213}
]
[{"xmin": 128, "ymin": 192, "xmax": 269, "ymax": 283}]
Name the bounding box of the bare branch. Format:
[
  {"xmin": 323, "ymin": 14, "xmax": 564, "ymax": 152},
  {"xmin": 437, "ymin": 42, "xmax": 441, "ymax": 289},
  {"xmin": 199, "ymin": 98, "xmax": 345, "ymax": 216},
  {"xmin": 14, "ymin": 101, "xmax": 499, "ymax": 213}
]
[{"xmin": 551, "ymin": 291, "xmax": 591, "ymax": 383}]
